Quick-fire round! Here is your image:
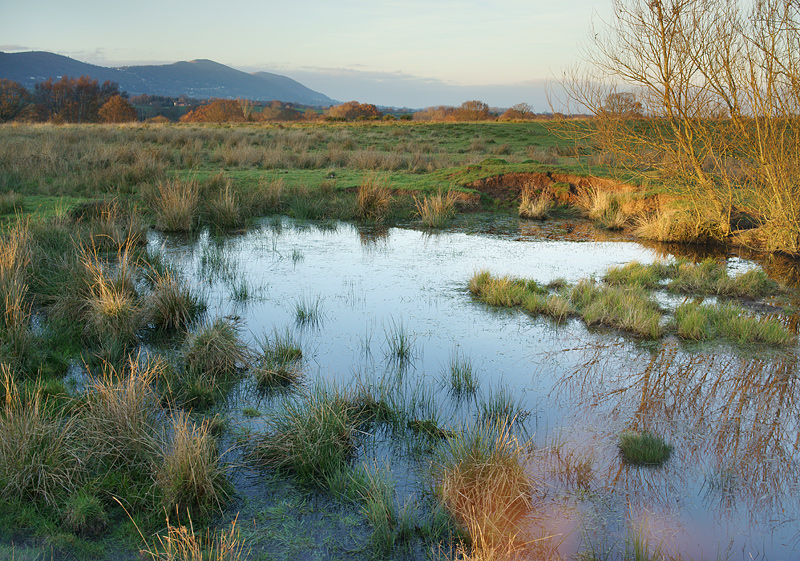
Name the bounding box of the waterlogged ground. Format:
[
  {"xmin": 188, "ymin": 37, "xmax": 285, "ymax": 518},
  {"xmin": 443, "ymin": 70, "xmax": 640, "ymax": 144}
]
[{"xmin": 150, "ymin": 215, "xmax": 800, "ymax": 561}]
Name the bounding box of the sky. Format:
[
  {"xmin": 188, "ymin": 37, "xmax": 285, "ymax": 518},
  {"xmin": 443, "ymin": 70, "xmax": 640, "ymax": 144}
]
[{"xmin": 0, "ymin": 0, "xmax": 610, "ymax": 108}]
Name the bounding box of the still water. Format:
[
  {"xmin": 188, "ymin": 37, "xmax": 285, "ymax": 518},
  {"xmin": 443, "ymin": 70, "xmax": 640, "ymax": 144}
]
[{"xmin": 150, "ymin": 214, "xmax": 800, "ymax": 561}]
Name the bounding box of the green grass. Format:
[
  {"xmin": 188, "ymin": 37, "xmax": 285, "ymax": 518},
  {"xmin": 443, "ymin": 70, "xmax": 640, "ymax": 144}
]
[
  {"xmin": 618, "ymin": 430, "xmax": 673, "ymax": 466},
  {"xmin": 674, "ymin": 302, "xmax": 792, "ymax": 345},
  {"xmin": 384, "ymin": 318, "xmax": 415, "ymax": 362},
  {"xmin": 445, "ymin": 346, "xmax": 479, "ymax": 397},
  {"xmin": 251, "ymin": 382, "xmax": 361, "ymax": 487}
]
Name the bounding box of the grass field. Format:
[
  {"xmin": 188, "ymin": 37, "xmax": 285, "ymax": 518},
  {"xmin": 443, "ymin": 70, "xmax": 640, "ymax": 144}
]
[{"xmin": 0, "ymin": 119, "xmax": 797, "ymax": 560}]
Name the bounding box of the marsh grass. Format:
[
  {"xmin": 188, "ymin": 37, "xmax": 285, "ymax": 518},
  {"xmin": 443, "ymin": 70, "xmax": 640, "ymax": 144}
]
[
  {"xmin": 0, "ymin": 368, "xmax": 83, "ymax": 509},
  {"xmin": 140, "ymin": 513, "xmax": 248, "ymax": 561},
  {"xmin": 603, "ymin": 261, "xmax": 673, "ymax": 289},
  {"xmin": 446, "ymin": 346, "xmax": 479, "ymax": 397},
  {"xmin": 674, "ymin": 302, "xmax": 792, "ymax": 345},
  {"xmin": 156, "ymin": 412, "xmax": 231, "ymax": 517},
  {"xmin": 146, "ymin": 179, "xmax": 200, "ymax": 232},
  {"xmin": 203, "ymin": 182, "xmax": 242, "ymax": 231},
  {"xmin": 294, "ymin": 294, "xmax": 323, "ymax": 327},
  {"xmin": 384, "ymin": 318, "xmax": 415, "ymax": 363},
  {"xmin": 356, "ymin": 174, "xmax": 393, "ymax": 223},
  {"xmin": 518, "ymin": 187, "xmax": 553, "ymax": 220},
  {"xmin": 570, "ymin": 280, "xmax": 663, "ymax": 338},
  {"xmin": 252, "ymin": 383, "xmax": 360, "ymax": 486},
  {"xmin": 0, "ymin": 191, "xmax": 25, "ymax": 214},
  {"xmin": 575, "ymin": 189, "xmax": 629, "ymax": 230},
  {"xmin": 184, "ymin": 317, "xmax": 248, "ymax": 380},
  {"xmin": 146, "ymin": 269, "xmax": 205, "ymax": 331},
  {"xmin": 669, "ymin": 258, "xmax": 778, "ymax": 298},
  {"xmin": 436, "ymin": 423, "xmax": 534, "ymax": 559},
  {"xmin": 635, "ymin": 207, "xmax": 725, "ymax": 244},
  {"xmin": 173, "ymin": 317, "xmax": 249, "ymax": 408},
  {"xmin": 618, "ymin": 430, "xmax": 673, "ymax": 466},
  {"xmin": 478, "ymin": 383, "xmax": 530, "ymax": 426},
  {"xmin": 415, "ymin": 189, "xmax": 458, "ymax": 229},
  {"xmin": 62, "ymin": 490, "xmax": 109, "ymax": 537}
]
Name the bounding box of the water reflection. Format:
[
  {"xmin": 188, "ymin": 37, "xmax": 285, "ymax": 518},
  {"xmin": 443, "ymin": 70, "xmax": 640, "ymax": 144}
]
[{"xmin": 556, "ymin": 339, "xmax": 800, "ymax": 527}]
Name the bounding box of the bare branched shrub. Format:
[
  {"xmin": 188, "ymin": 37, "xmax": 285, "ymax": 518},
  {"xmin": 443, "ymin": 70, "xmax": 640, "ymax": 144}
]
[{"xmin": 563, "ymin": 0, "xmax": 800, "ymax": 253}]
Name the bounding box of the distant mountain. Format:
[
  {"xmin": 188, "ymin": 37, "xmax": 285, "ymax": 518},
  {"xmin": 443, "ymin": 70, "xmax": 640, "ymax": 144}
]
[{"xmin": 0, "ymin": 51, "xmax": 335, "ymax": 106}]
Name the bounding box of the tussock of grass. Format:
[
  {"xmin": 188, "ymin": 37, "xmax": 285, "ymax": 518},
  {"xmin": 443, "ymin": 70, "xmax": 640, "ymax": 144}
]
[
  {"xmin": 575, "ymin": 189, "xmax": 629, "ymax": 230},
  {"xmin": 572, "ymin": 280, "xmax": 663, "ymax": 339},
  {"xmin": 384, "ymin": 318, "xmax": 415, "ymax": 362},
  {"xmin": 518, "ymin": 187, "xmax": 553, "ymax": 220},
  {"xmin": 675, "ymin": 302, "xmax": 792, "ymax": 345},
  {"xmin": 252, "ymin": 329, "xmax": 304, "ymax": 389},
  {"xmin": 669, "ymin": 258, "xmax": 778, "ymax": 298},
  {"xmin": 83, "ymin": 355, "xmax": 163, "ymax": 475},
  {"xmin": 446, "ymin": 347, "xmax": 479, "ymax": 396},
  {"xmin": 0, "ymin": 367, "xmax": 83, "ymax": 508},
  {"xmin": 156, "ymin": 412, "xmax": 231, "ymax": 517},
  {"xmin": 146, "ymin": 268, "xmax": 205, "ymax": 331},
  {"xmin": 141, "ymin": 514, "xmax": 248, "ymax": 561},
  {"xmin": 357, "ymin": 174, "xmax": 393, "ymax": 223},
  {"xmin": 618, "ymin": 430, "xmax": 673, "ymax": 466},
  {"xmin": 603, "ymin": 261, "xmax": 673, "ymax": 289},
  {"xmin": 635, "ymin": 207, "xmax": 726, "ymax": 243},
  {"xmin": 62, "ymin": 490, "xmax": 109, "ymax": 537},
  {"xmin": 184, "ymin": 317, "xmax": 248, "ymax": 380},
  {"xmin": 145, "ymin": 179, "xmax": 200, "ymax": 232},
  {"xmin": 252, "ymin": 383, "xmax": 360, "ymax": 486},
  {"xmin": 415, "ymin": 189, "xmax": 458, "ymax": 229},
  {"xmin": 436, "ymin": 424, "xmax": 533, "ymax": 558},
  {"xmin": 0, "ymin": 191, "xmax": 25, "ymax": 214},
  {"xmin": 204, "ymin": 182, "xmax": 242, "ymax": 231}
]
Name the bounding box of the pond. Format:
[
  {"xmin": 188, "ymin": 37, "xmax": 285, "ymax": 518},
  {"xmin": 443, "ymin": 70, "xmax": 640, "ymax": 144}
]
[{"xmin": 149, "ymin": 214, "xmax": 800, "ymax": 561}]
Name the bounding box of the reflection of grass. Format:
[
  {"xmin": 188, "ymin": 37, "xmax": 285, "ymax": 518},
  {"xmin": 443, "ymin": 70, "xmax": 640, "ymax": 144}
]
[
  {"xmin": 478, "ymin": 382, "xmax": 530, "ymax": 426},
  {"xmin": 618, "ymin": 430, "xmax": 673, "ymax": 466}
]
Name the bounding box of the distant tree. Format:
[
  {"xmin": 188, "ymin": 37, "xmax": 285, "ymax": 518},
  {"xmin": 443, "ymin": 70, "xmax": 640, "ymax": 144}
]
[
  {"xmin": 451, "ymin": 100, "xmax": 490, "ymax": 121},
  {"xmin": 325, "ymin": 101, "xmax": 382, "ymax": 121},
  {"xmin": 33, "ymin": 75, "xmax": 121, "ymax": 122},
  {"xmin": 98, "ymin": 95, "xmax": 138, "ymax": 123},
  {"xmin": 413, "ymin": 106, "xmax": 453, "ymax": 121},
  {"xmin": 180, "ymin": 99, "xmax": 245, "ymax": 123},
  {"xmin": 238, "ymin": 98, "xmax": 255, "ymax": 121},
  {"xmin": 258, "ymin": 104, "xmax": 303, "ymax": 122},
  {"xmin": 0, "ymin": 79, "xmax": 31, "ymax": 122},
  {"xmin": 601, "ymin": 92, "xmax": 643, "ymax": 118},
  {"xmin": 500, "ymin": 102, "xmax": 535, "ymax": 121}
]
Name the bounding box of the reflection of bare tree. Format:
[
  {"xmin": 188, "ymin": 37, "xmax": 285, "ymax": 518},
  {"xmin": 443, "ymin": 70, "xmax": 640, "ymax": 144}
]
[{"xmin": 556, "ymin": 340, "xmax": 800, "ymax": 519}]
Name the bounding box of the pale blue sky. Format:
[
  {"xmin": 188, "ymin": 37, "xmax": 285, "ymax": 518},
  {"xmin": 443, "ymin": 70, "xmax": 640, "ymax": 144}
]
[{"xmin": 0, "ymin": 0, "xmax": 609, "ymax": 107}]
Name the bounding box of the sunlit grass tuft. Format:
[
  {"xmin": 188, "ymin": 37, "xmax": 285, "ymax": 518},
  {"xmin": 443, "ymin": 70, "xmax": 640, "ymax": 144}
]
[{"xmin": 415, "ymin": 189, "xmax": 458, "ymax": 229}]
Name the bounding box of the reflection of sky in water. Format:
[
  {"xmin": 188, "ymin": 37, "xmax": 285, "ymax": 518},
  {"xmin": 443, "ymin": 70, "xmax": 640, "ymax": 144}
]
[{"xmin": 149, "ymin": 216, "xmax": 800, "ymax": 561}]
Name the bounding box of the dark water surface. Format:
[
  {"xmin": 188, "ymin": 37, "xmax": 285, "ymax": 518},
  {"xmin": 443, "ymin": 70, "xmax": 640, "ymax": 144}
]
[{"xmin": 150, "ymin": 215, "xmax": 800, "ymax": 561}]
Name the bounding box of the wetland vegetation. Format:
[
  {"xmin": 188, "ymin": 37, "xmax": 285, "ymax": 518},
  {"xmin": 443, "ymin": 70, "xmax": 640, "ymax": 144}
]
[{"xmin": 0, "ymin": 115, "xmax": 799, "ymax": 561}]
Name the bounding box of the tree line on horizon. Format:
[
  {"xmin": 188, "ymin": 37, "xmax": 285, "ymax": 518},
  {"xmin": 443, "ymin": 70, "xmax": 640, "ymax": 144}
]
[{"xmin": 0, "ymin": 75, "xmax": 551, "ymax": 124}]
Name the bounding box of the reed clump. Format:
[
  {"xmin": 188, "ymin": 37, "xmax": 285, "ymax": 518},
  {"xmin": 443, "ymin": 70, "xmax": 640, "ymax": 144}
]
[
  {"xmin": 357, "ymin": 174, "xmax": 393, "ymax": 223},
  {"xmin": 156, "ymin": 412, "xmax": 231, "ymax": 517},
  {"xmin": 415, "ymin": 189, "xmax": 459, "ymax": 229},
  {"xmin": 518, "ymin": 187, "xmax": 553, "ymax": 220},
  {"xmin": 252, "ymin": 383, "xmax": 361, "ymax": 487},
  {"xmin": 144, "ymin": 178, "xmax": 200, "ymax": 232},
  {"xmin": 436, "ymin": 424, "xmax": 533, "ymax": 559}
]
